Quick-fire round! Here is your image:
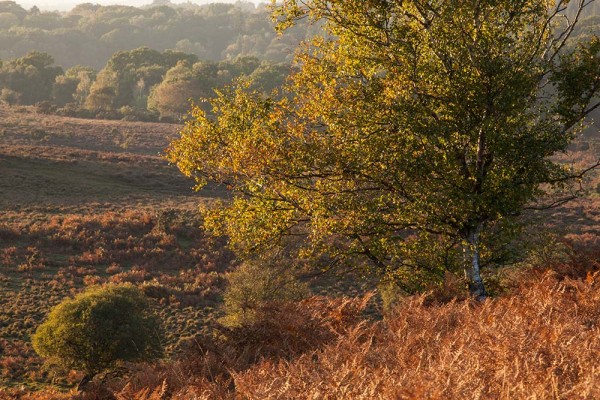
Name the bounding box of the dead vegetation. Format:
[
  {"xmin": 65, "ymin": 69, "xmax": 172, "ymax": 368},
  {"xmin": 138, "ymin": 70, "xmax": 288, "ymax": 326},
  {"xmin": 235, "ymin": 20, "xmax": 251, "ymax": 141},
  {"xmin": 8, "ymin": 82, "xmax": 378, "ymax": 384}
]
[
  {"xmin": 0, "ymin": 106, "xmax": 599, "ymax": 398},
  {"xmin": 4, "ymin": 248, "xmax": 600, "ymax": 399},
  {"xmin": 0, "ymin": 106, "xmax": 231, "ymax": 390}
]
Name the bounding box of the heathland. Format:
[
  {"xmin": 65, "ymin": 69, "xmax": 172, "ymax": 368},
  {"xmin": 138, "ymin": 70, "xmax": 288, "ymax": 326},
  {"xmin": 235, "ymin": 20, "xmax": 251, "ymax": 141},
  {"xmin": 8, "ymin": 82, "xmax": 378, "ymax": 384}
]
[
  {"xmin": 1, "ymin": 1, "xmax": 600, "ymax": 399},
  {"xmin": 0, "ymin": 98, "xmax": 599, "ymax": 398},
  {"xmin": 0, "ymin": 104, "xmax": 231, "ymax": 390}
]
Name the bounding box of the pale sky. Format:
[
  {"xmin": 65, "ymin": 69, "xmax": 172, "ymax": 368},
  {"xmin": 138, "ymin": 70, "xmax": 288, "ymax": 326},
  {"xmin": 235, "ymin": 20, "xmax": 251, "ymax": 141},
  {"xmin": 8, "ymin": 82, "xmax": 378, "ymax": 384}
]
[{"xmin": 15, "ymin": 0, "xmax": 263, "ymax": 12}]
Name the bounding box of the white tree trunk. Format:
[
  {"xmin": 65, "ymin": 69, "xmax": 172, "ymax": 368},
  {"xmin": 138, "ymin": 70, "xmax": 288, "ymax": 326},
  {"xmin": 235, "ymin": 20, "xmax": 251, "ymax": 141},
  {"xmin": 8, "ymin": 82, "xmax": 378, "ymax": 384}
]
[{"xmin": 465, "ymin": 225, "xmax": 486, "ymax": 300}]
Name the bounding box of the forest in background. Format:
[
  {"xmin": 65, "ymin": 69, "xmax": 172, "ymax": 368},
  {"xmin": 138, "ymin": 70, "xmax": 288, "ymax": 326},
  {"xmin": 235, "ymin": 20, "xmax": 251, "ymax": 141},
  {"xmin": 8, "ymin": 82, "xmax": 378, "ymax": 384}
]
[
  {"xmin": 0, "ymin": 49, "xmax": 291, "ymax": 122},
  {"xmin": 0, "ymin": 1, "xmax": 599, "ymax": 123},
  {"xmin": 0, "ymin": 0, "xmax": 318, "ymax": 121},
  {"xmin": 0, "ymin": 1, "xmax": 316, "ymax": 68}
]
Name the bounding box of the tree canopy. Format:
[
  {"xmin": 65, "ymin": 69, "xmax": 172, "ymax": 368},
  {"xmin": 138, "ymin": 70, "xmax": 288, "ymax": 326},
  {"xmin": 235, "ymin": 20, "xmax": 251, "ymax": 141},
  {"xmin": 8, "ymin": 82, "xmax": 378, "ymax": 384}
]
[
  {"xmin": 168, "ymin": 0, "xmax": 600, "ymax": 298},
  {"xmin": 0, "ymin": 48, "xmax": 289, "ymax": 121},
  {"xmin": 0, "ymin": 51, "xmax": 62, "ymax": 104}
]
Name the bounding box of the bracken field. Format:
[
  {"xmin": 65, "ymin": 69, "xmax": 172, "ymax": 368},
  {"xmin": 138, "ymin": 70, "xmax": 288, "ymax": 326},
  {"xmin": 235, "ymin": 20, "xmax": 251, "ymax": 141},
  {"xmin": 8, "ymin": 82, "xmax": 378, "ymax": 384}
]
[
  {"xmin": 0, "ymin": 104, "xmax": 233, "ymax": 390},
  {"xmin": 1, "ymin": 104, "xmax": 600, "ymax": 399}
]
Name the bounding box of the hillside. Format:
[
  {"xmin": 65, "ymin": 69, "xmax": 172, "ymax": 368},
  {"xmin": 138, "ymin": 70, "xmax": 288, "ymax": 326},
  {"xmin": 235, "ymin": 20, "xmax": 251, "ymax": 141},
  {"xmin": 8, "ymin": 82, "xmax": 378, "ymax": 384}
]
[
  {"xmin": 0, "ymin": 1, "xmax": 313, "ymax": 69},
  {"xmin": 0, "ymin": 104, "xmax": 227, "ymax": 209},
  {"xmin": 0, "ymin": 105, "xmax": 233, "ymax": 390},
  {"xmin": 1, "ymin": 0, "xmax": 600, "ymax": 397},
  {"xmin": 0, "ymin": 101, "xmax": 598, "ymax": 398}
]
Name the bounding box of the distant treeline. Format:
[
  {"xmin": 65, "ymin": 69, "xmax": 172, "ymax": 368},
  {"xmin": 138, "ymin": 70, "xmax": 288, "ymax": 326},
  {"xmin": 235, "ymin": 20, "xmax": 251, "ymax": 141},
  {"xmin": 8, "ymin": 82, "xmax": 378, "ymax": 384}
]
[
  {"xmin": 0, "ymin": 48, "xmax": 289, "ymax": 122},
  {"xmin": 0, "ymin": 0, "xmax": 598, "ymax": 123},
  {"xmin": 0, "ymin": 0, "xmax": 316, "ymax": 69}
]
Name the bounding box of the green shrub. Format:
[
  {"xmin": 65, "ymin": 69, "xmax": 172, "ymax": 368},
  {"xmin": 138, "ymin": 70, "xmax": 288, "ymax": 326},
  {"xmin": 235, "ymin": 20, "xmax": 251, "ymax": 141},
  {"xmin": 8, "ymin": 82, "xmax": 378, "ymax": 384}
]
[
  {"xmin": 378, "ymin": 280, "xmax": 406, "ymax": 315},
  {"xmin": 32, "ymin": 284, "xmax": 163, "ymax": 380},
  {"xmin": 222, "ymin": 260, "xmax": 309, "ymax": 327}
]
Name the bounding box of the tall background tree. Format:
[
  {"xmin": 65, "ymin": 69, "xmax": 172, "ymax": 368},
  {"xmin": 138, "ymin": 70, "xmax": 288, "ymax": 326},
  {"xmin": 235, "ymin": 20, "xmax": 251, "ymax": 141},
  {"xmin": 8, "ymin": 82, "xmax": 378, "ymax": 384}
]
[
  {"xmin": 85, "ymin": 48, "xmax": 197, "ymax": 112},
  {"xmin": 0, "ymin": 51, "xmax": 62, "ymax": 104},
  {"xmin": 148, "ymin": 56, "xmax": 288, "ymax": 120},
  {"xmin": 168, "ymin": 0, "xmax": 600, "ymax": 298},
  {"xmin": 51, "ymin": 65, "xmax": 97, "ymax": 107}
]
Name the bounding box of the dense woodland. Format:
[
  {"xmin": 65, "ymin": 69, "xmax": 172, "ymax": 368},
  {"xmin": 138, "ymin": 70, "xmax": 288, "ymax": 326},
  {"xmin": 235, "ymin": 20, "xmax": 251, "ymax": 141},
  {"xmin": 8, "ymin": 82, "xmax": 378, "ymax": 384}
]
[
  {"xmin": 0, "ymin": 1, "xmax": 598, "ymax": 122},
  {"xmin": 0, "ymin": 1, "xmax": 316, "ymax": 68},
  {"xmin": 0, "ymin": 1, "xmax": 597, "ymax": 123},
  {"xmin": 0, "ymin": 0, "xmax": 314, "ymax": 121},
  {"xmin": 0, "ymin": 48, "xmax": 291, "ymax": 121}
]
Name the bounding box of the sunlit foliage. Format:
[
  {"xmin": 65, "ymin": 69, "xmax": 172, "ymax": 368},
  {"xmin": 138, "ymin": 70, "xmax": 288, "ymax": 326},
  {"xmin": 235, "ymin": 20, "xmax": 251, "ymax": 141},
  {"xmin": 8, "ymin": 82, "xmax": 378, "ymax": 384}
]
[
  {"xmin": 32, "ymin": 284, "xmax": 163, "ymax": 379},
  {"xmin": 169, "ymin": 0, "xmax": 600, "ymax": 296}
]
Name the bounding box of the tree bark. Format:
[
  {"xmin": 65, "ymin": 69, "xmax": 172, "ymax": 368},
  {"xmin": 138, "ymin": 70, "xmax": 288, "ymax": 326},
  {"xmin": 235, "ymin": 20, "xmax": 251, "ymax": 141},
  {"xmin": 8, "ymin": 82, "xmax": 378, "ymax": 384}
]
[
  {"xmin": 77, "ymin": 374, "xmax": 92, "ymax": 392},
  {"xmin": 464, "ymin": 225, "xmax": 486, "ymax": 301}
]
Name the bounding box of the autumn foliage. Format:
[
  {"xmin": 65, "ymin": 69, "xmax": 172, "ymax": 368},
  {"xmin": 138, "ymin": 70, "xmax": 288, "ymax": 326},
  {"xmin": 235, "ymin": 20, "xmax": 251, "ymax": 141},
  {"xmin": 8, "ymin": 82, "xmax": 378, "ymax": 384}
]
[
  {"xmin": 4, "ymin": 250, "xmax": 600, "ymax": 399},
  {"xmin": 234, "ymin": 273, "xmax": 600, "ymax": 399},
  {"xmin": 0, "ymin": 0, "xmax": 599, "ymax": 392}
]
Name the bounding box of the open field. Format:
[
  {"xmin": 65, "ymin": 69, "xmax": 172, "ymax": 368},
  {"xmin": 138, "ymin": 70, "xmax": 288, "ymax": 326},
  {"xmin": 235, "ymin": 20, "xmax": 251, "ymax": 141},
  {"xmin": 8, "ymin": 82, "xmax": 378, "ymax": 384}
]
[
  {"xmin": 0, "ymin": 104, "xmax": 599, "ymax": 398},
  {"xmin": 0, "ymin": 104, "xmax": 227, "ymax": 210},
  {"xmin": 0, "ymin": 105, "xmax": 234, "ymax": 389}
]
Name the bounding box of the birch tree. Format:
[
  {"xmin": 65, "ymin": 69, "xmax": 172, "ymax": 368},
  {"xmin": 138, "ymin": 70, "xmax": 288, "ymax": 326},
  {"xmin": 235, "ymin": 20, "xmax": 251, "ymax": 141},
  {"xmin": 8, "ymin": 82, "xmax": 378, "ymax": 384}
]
[{"xmin": 168, "ymin": 0, "xmax": 600, "ymax": 299}]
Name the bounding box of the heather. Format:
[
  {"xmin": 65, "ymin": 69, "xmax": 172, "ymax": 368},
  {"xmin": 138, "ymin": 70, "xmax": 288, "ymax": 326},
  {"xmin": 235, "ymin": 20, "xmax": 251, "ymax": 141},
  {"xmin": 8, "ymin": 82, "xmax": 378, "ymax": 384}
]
[{"xmin": 0, "ymin": 84, "xmax": 599, "ymax": 400}]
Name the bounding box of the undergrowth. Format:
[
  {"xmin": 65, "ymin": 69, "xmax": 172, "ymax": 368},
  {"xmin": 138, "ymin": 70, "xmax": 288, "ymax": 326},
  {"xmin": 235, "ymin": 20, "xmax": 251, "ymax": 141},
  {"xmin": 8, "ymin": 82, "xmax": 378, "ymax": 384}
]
[{"xmin": 5, "ymin": 243, "xmax": 600, "ymax": 399}]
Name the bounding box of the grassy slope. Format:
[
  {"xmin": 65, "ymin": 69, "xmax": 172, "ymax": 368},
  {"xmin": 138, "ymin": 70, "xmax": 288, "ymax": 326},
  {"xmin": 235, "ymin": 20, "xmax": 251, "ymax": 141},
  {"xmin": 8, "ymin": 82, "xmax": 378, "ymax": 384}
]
[
  {"xmin": 0, "ymin": 105, "xmax": 599, "ymax": 398},
  {"xmin": 0, "ymin": 105, "xmax": 231, "ymax": 389},
  {"xmin": 0, "ymin": 104, "xmax": 226, "ymax": 210}
]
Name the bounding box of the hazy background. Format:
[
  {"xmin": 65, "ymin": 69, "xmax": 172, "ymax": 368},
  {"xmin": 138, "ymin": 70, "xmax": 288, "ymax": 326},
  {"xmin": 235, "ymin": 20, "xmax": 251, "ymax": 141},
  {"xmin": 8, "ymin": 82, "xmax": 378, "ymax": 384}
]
[{"xmin": 15, "ymin": 0, "xmax": 264, "ymax": 12}]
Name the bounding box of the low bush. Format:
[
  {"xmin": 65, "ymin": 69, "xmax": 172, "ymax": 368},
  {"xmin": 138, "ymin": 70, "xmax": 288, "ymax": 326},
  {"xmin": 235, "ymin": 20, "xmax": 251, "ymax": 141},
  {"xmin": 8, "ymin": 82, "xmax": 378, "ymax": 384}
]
[
  {"xmin": 221, "ymin": 260, "xmax": 309, "ymax": 327},
  {"xmin": 32, "ymin": 284, "xmax": 163, "ymax": 385}
]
